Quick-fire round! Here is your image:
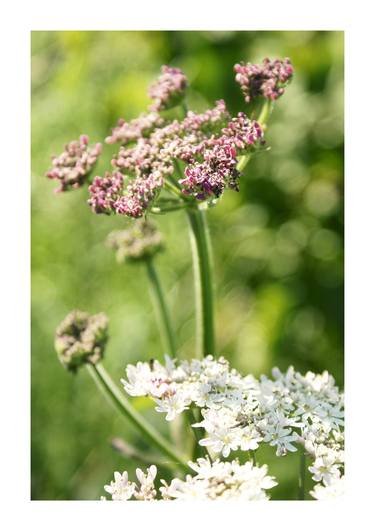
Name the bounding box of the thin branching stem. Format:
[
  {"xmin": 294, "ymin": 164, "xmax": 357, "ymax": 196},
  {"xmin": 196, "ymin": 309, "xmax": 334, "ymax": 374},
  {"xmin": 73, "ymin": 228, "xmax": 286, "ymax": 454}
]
[
  {"xmin": 86, "ymin": 362, "xmax": 190, "ymax": 473},
  {"xmin": 145, "ymin": 256, "xmax": 177, "ymax": 358}
]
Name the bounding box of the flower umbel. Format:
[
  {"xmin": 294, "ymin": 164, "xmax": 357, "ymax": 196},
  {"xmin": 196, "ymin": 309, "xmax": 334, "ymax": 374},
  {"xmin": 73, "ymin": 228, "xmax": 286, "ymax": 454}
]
[
  {"xmin": 234, "ymin": 58, "xmax": 294, "ymax": 103},
  {"xmin": 54, "ymin": 310, "xmax": 109, "ymax": 372},
  {"xmin": 148, "ymin": 65, "xmax": 188, "ymax": 112},
  {"xmin": 102, "ymin": 459, "xmax": 277, "ymax": 501},
  {"xmin": 46, "ymin": 135, "xmax": 102, "ymax": 192},
  {"xmin": 106, "ymin": 219, "xmax": 163, "ymax": 263}
]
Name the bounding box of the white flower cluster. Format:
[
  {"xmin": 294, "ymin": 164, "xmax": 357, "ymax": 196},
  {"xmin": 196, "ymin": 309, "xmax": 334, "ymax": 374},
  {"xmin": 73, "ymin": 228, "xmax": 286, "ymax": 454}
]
[
  {"xmin": 103, "ymin": 465, "xmax": 157, "ymax": 501},
  {"xmin": 102, "ymin": 458, "xmax": 277, "ymax": 501},
  {"xmin": 121, "ymin": 355, "xmax": 344, "ymax": 497},
  {"xmin": 310, "ymin": 475, "xmax": 345, "ymax": 500}
]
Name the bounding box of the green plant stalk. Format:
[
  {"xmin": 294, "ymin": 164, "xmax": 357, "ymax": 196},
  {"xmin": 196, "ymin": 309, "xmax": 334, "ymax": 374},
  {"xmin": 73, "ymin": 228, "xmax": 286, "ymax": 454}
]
[
  {"xmin": 145, "ymin": 256, "xmax": 177, "ymax": 358},
  {"xmin": 186, "ymin": 409, "xmax": 206, "ymax": 460},
  {"xmin": 86, "ymin": 362, "xmax": 190, "ymax": 473},
  {"xmin": 298, "ymin": 451, "xmax": 306, "ymax": 500},
  {"xmin": 187, "ymin": 208, "xmax": 215, "ymax": 357}
]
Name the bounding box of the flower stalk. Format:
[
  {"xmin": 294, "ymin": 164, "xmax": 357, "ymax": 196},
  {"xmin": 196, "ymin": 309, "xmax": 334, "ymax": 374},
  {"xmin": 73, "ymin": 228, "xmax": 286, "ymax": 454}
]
[
  {"xmin": 86, "ymin": 362, "xmax": 190, "ymax": 473},
  {"xmin": 187, "ymin": 207, "xmax": 215, "ymax": 357},
  {"xmin": 299, "ymin": 450, "xmax": 306, "ymax": 500},
  {"xmin": 145, "ymin": 256, "xmax": 177, "ymax": 358}
]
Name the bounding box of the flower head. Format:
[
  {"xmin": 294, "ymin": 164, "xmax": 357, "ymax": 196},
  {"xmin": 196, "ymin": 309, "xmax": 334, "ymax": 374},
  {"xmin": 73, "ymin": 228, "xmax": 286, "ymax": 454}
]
[
  {"xmin": 106, "ymin": 219, "xmax": 163, "ymax": 263},
  {"xmin": 46, "ymin": 135, "xmax": 102, "ymax": 192},
  {"xmin": 105, "ymin": 113, "xmax": 164, "ymax": 145},
  {"xmin": 234, "ymin": 58, "xmax": 293, "ymax": 103},
  {"xmin": 148, "ymin": 65, "xmax": 188, "ymax": 112},
  {"xmin": 54, "ymin": 310, "xmax": 108, "ymax": 372},
  {"xmin": 87, "ymin": 172, "xmax": 124, "ymax": 214},
  {"xmin": 179, "ymin": 141, "xmax": 240, "ymax": 200},
  {"xmin": 121, "ymin": 355, "xmax": 344, "ymax": 466}
]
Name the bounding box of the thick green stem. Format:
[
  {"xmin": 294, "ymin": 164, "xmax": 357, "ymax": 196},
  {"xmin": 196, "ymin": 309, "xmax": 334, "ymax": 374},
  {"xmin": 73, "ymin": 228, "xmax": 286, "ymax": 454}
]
[
  {"xmin": 145, "ymin": 256, "xmax": 177, "ymax": 358},
  {"xmin": 86, "ymin": 362, "xmax": 189, "ymax": 473},
  {"xmin": 186, "ymin": 208, "xmax": 215, "ymax": 357},
  {"xmin": 258, "ymin": 98, "xmax": 273, "ymax": 128},
  {"xmin": 298, "ymin": 451, "xmax": 306, "ymax": 500}
]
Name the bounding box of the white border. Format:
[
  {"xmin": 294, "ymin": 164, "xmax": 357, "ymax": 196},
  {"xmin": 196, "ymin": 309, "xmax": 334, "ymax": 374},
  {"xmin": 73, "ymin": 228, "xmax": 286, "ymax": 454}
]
[{"xmin": 1, "ymin": 0, "xmax": 374, "ymax": 528}]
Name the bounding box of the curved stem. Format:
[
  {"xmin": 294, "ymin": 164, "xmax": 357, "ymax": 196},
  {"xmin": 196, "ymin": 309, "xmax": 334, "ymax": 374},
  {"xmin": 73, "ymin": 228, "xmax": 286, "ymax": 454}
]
[
  {"xmin": 186, "ymin": 208, "xmax": 215, "ymax": 357},
  {"xmin": 164, "ymin": 179, "xmax": 187, "ymax": 200},
  {"xmin": 145, "ymin": 256, "xmax": 177, "ymax": 358},
  {"xmin": 150, "ymin": 203, "xmax": 188, "ymax": 215},
  {"xmin": 86, "ymin": 362, "xmax": 190, "ymax": 473}
]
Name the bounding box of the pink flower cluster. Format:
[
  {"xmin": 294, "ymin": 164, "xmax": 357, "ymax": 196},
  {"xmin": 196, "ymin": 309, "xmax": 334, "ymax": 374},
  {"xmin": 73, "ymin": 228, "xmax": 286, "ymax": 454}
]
[
  {"xmin": 148, "ymin": 65, "xmax": 188, "ymax": 112},
  {"xmin": 89, "ymin": 98, "xmax": 264, "ymax": 214},
  {"xmin": 48, "ymin": 60, "xmax": 292, "ymax": 218},
  {"xmin": 179, "ymin": 142, "xmax": 239, "ymax": 200},
  {"xmin": 105, "ymin": 113, "xmax": 164, "ymax": 145},
  {"xmin": 88, "ymin": 171, "xmax": 162, "ymax": 218},
  {"xmin": 178, "ymin": 114, "xmax": 263, "ymax": 200},
  {"xmin": 234, "ymin": 58, "xmax": 293, "ymax": 103},
  {"xmin": 46, "ymin": 135, "xmax": 102, "ymax": 192},
  {"xmin": 88, "ymin": 172, "xmax": 124, "ymax": 214}
]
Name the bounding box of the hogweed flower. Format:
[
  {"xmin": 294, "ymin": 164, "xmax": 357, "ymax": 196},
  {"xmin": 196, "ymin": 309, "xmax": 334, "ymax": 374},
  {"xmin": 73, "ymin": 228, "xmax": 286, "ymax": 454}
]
[
  {"xmin": 87, "ymin": 172, "xmax": 124, "ymax": 214},
  {"xmin": 179, "ymin": 142, "xmax": 240, "ymax": 200},
  {"xmin": 102, "ymin": 459, "xmax": 277, "ymax": 501},
  {"xmin": 148, "ymin": 65, "xmax": 188, "ymax": 112},
  {"xmin": 46, "ymin": 135, "xmax": 102, "ymax": 192},
  {"xmin": 234, "ymin": 58, "xmax": 294, "ymax": 103},
  {"xmin": 310, "ymin": 475, "xmax": 345, "ymax": 500},
  {"xmin": 114, "ymin": 172, "xmax": 163, "ymax": 218},
  {"xmin": 54, "ymin": 310, "xmax": 108, "ymax": 372},
  {"xmin": 106, "ymin": 219, "xmax": 163, "ymax": 263},
  {"xmin": 105, "ymin": 113, "xmax": 164, "ymax": 145},
  {"xmin": 121, "ymin": 354, "xmax": 344, "ymax": 492}
]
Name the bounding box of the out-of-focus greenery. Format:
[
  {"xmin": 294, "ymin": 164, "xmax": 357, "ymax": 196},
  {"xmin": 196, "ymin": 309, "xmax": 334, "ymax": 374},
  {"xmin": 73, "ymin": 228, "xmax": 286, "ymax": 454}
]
[{"xmin": 31, "ymin": 31, "xmax": 343, "ymax": 500}]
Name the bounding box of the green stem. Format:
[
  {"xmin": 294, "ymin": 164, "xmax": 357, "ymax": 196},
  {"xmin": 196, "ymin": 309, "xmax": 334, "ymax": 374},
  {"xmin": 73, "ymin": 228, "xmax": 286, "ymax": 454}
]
[
  {"xmin": 86, "ymin": 362, "xmax": 189, "ymax": 473},
  {"xmin": 249, "ymin": 450, "xmax": 257, "ymax": 464},
  {"xmin": 164, "ymin": 179, "xmax": 185, "ymax": 199},
  {"xmin": 258, "ymin": 98, "xmax": 274, "ymax": 128},
  {"xmin": 298, "ymin": 451, "xmax": 306, "ymax": 500},
  {"xmin": 186, "ymin": 408, "xmax": 205, "ymax": 460},
  {"xmin": 150, "ymin": 204, "xmax": 188, "ymax": 215},
  {"xmin": 186, "ymin": 208, "xmax": 215, "ymax": 357},
  {"xmin": 145, "ymin": 256, "xmax": 177, "ymax": 358}
]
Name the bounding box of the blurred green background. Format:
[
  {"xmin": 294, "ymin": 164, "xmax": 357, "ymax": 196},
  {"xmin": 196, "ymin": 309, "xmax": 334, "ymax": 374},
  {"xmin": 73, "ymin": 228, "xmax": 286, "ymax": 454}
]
[{"xmin": 31, "ymin": 31, "xmax": 344, "ymax": 500}]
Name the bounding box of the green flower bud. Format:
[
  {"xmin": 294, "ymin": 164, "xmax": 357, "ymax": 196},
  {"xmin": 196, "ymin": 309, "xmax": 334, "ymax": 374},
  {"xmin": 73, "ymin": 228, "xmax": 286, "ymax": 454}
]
[
  {"xmin": 106, "ymin": 219, "xmax": 163, "ymax": 263},
  {"xmin": 54, "ymin": 310, "xmax": 109, "ymax": 372}
]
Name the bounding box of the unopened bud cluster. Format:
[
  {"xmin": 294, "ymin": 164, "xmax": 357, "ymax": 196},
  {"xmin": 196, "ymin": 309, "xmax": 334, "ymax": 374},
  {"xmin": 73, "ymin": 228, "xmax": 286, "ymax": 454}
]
[
  {"xmin": 106, "ymin": 219, "xmax": 163, "ymax": 263},
  {"xmin": 54, "ymin": 310, "xmax": 108, "ymax": 371}
]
